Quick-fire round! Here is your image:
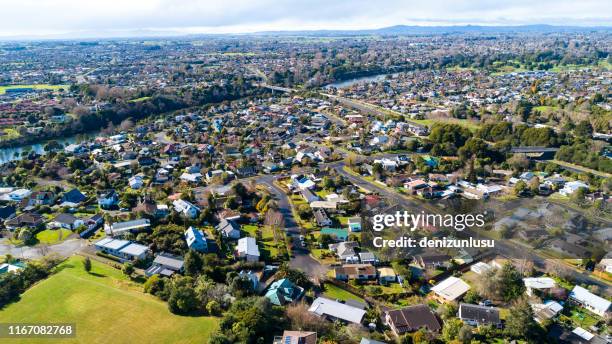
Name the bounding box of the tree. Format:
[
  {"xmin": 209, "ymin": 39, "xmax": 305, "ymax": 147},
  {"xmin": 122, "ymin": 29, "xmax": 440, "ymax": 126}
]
[
  {"xmin": 505, "ymin": 298, "xmax": 541, "ymax": 340},
  {"xmin": 206, "ymin": 300, "xmax": 221, "ymax": 316},
  {"xmin": 83, "ymin": 257, "xmax": 92, "ymax": 273},
  {"xmin": 514, "ymin": 180, "xmax": 528, "ymax": 196},
  {"xmin": 144, "ymin": 274, "xmax": 165, "ymax": 296},
  {"xmin": 167, "ymin": 276, "xmax": 198, "ymax": 314},
  {"xmin": 122, "ymin": 262, "xmax": 134, "ymax": 277},
  {"xmin": 442, "ymin": 318, "xmax": 463, "ymax": 342},
  {"xmin": 457, "ymin": 325, "xmax": 473, "ymax": 344},
  {"xmin": 230, "ymin": 275, "xmax": 255, "ymax": 297},
  {"xmin": 184, "ymin": 251, "xmax": 203, "ymax": 276}
]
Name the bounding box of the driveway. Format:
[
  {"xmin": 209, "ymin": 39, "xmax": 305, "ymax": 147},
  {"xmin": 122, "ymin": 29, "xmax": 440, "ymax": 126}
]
[{"xmin": 0, "ymin": 238, "xmax": 86, "ymax": 259}]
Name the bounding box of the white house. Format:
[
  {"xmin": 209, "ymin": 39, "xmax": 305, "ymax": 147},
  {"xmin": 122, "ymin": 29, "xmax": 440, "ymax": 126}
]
[
  {"xmin": 173, "ymin": 199, "xmax": 200, "ymax": 219},
  {"xmin": 180, "ymin": 172, "xmax": 202, "ymax": 183},
  {"xmin": 523, "ymin": 277, "xmax": 556, "ymax": 296},
  {"xmin": 129, "ymin": 175, "xmax": 144, "ymax": 189},
  {"xmin": 308, "ymin": 297, "xmax": 366, "ymax": 325},
  {"xmin": 431, "ymin": 276, "xmax": 470, "ymax": 302},
  {"xmin": 48, "ymin": 213, "xmax": 84, "ymax": 230},
  {"xmin": 569, "ymin": 285, "xmax": 611, "ymax": 317},
  {"xmin": 236, "ymin": 237, "xmax": 260, "ymax": 262},
  {"xmin": 559, "ymin": 181, "xmax": 589, "ymax": 197}
]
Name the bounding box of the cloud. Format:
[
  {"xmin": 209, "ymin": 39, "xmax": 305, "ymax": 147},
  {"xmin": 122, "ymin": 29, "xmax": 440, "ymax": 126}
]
[{"xmin": 0, "ymin": 0, "xmax": 610, "ymax": 37}]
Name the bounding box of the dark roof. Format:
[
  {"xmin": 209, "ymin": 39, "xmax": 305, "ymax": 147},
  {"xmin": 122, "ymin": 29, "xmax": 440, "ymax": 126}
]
[
  {"xmin": 459, "ymin": 303, "xmax": 501, "ymax": 325},
  {"xmin": 53, "ymin": 213, "xmax": 78, "ymax": 224},
  {"xmin": 62, "ymin": 188, "xmax": 86, "ymax": 203},
  {"xmin": 0, "ymin": 205, "xmax": 16, "ymax": 219},
  {"xmin": 386, "ymin": 304, "xmax": 441, "ymax": 334}
]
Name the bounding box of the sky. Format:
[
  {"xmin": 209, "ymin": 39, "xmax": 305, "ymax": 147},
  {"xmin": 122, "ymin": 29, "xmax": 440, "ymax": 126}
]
[{"xmin": 0, "ymin": 0, "xmax": 610, "ymax": 38}]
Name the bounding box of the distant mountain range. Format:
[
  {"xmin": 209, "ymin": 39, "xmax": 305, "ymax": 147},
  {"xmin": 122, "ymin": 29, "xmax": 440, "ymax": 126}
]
[
  {"xmin": 1, "ymin": 24, "xmax": 611, "ymax": 41},
  {"xmin": 252, "ymin": 24, "xmax": 612, "ymax": 37}
]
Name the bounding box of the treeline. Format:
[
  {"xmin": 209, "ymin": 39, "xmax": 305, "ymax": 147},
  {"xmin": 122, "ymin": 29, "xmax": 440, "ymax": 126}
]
[
  {"xmin": 0, "ymin": 256, "xmax": 63, "ymax": 309},
  {"xmin": 555, "ymin": 142, "xmax": 612, "ymax": 173}
]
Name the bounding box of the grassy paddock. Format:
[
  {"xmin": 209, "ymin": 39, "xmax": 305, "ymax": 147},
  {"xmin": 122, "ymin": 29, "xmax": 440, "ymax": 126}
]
[{"xmin": 0, "ymin": 256, "xmax": 218, "ymax": 344}]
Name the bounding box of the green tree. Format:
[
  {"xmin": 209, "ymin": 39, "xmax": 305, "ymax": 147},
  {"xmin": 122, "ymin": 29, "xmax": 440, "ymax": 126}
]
[
  {"xmin": 505, "ymin": 298, "xmax": 541, "ymax": 340},
  {"xmin": 83, "ymin": 257, "xmax": 92, "ymax": 273},
  {"xmin": 184, "ymin": 250, "xmax": 203, "ymax": 276},
  {"xmin": 442, "ymin": 318, "xmax": 463, "ymax": 342},
  {"xmin": 122, "ymin": 262, "xmax": 134, "ymax": 277}
]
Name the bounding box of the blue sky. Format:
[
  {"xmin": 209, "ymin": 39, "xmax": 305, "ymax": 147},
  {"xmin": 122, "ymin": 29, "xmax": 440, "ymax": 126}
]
[{"xmin": 0, "ymin": 0, "xmax": 610, "ymax": 38}]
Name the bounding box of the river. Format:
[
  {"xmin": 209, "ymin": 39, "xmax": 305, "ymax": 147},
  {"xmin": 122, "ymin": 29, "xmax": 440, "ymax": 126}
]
[
  {"xmin": 0, "ymin": 131, "xmax": 100, "ymax": 165},
  {"xmin": 324, "ymin": 72, "xmax": 398, "ymax": 89}
]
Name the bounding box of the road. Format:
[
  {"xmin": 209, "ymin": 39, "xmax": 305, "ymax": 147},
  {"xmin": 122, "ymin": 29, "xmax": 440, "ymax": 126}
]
[
  {"xmin": 254, "ymin": 174, "xmax": 329, "ymax": 280},
  {"xmin": 330, "ymin": 160, "xmax": 612, "ymax": 295}
]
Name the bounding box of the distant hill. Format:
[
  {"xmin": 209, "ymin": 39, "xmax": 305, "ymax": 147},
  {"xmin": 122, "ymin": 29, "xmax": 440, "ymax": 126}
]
[{"xmin": 252, "ymin": 24, "xmax": 612, "ymax": 37}]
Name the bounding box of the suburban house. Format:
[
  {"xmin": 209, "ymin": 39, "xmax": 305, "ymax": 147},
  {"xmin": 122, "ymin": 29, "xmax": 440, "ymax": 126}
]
[
  {"xmin": 265, "ymin": 278, "xmax": 304, "ymax": 306},
  {"xmin": 60, "ymin": 188, "xmax": 87, "ymax": 206},
  {"xmin": 458, "ymin": 303, "xmax": 502, "ymax": 327},
  {"xmin": 532, "ymin": 301, "xmax": 564, "ymax": 323},
  {"xmin": 414, "ymin": 254, "xmax": 451, "ymax": 269},
  {"xmin": 26, "ymin": 191, "xmax": 56, "ymax": 206},
  {"xmin": 272, "ymin": 331, "xmax": 317, "ymax": 344},
  {"xmin": 329, "ymin": 241, "xmax": 360, "ymax": 263},
  {"xmin": 97, "ymin": 189, "xmax": 119, "ymax": 209},
  {"xmin": 523, "ymin": 277, "xmax": 556, "ymax": 296},
  {"xmin": 185, "ymin": 226, "xmax": 208, "ymax": 252},
  {"xmin": 314, "ymin": 209, "xmax": 332, "ymax": 227},
  {"xmin": 347, "ymin": 217, "xmax": 362, "ymax": 232},
  {"xmin": 320, "ymin": 227, "xmax": 348, "ymax": 241},
  {"xmin": 569, "ymin": 286, "xmax": 611, "ymax": 317},
  {"xmin": 431, "ymin": 276, "xmax": 471, "ymax": 302},
  {"xmin": 104, "ymin": 219, "xmax": 151, "ymax": 237},
  {"xmin": 216, "ymin": 218, "xmax": 241, "ymax": 239},
  {"xmin": 48, "ymin": 213, "xmax": 84, "ymax": 230},
  {"xmin": 332, "ymin": 264, "xmax": 377, "ymax": 281},
  {"xmin": 559, "ymin": 181, "xmax": 589, "ymax": 197},
  {"xmin": 308, "ymin": 297, "xmax": 366, "ymax": 325},
  {"xmin": 172, "ymin": 199, "xmax": 200, "ymax": 219},
  {"xmin": 378, "ymin": 267, "xmax": 397, "ymax": 284},
  {"xmin": 385, "ymin": 305, "xmax": 442, "ymax": 336},
  {"xmin": 5, "ymin": 213, "xmax": 44, "ymax": 230},
  {"xmin": 145, "ymin": 253, "xmax": 185, "ymax": 277},
  {"xmin": 128, "ymin": 175, "xmax": 145, "ymax": 189},
  {"xmin": 236, "ymin": 237, "xmax": 260, "ymax": 262},
  {"xmin": 94, "ymin": 238, "xmax": 149, "ymax": 262},
  {"xmin": 470, "ymin": 262, "xmax": 492, "ymax": 275},
  {"xmin": 359, "ymin": 251, "xmax": 378, "ymax": 265}
]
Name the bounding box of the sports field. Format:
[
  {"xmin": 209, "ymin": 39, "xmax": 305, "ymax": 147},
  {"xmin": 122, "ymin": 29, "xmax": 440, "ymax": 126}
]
[{"xmin": 0, "ymin": 256, "xmax": 218, "ymax": 344}]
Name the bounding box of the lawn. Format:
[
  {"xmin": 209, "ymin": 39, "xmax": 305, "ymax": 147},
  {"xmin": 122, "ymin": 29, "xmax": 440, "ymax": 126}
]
[
  {"xmin": 565, "ymin": 307, "xmax": 601, "ymax": 328},
  {"xmin": 0, "ymin": 256, "xmax": 219, "ymax": 344},
  {"xmin": 35, "ymin": 228, "xmax": 73, "ymax": 244},
  {"xmin": 322, "ymin": 283, "xmax": 365, "ymax": 303},
  {"xmin": 0, "ymin": 128, "xmax": 21, "ymax": 141},
  {"xmin": 0, "ymin": 84, "xmax": 68, "ymax": 95},
  {"xmin": 128, "ymin": 96, "xmax": 152, "ymax": 103},
  {"xmin": 242, "ymin": 224, "xmax": 283, "ymax": 260}
]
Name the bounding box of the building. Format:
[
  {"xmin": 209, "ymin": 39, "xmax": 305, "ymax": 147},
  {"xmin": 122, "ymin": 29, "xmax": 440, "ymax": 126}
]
[
  {"xmin": 185, "ymin": 226, "xmax": 208, "ymax": 252},
  {"xmin": 0, "ymin": 205, "xmax": 16, "ymax": 221},
  {"xmin": 458, "ymin": 303, "xmax": 501, "ymax": 327},
  {"xmin": 332, "ymin": 264, "xmax": 376, "ymax": 281},
  {"xmin": 347, "ymin": 217, "xmax": 362, "ymax": 232},
  {"xmin": 385, "ymin": 305, "xmax": 442, "ymax": 336},
  {"xmin": 173, "ymin": 199, "xmax": 200, "ymax": 219},
  {"xmin": 523, "ymin": 277, "xmax": 556, "ymax": 296},
  {"xmin": 145, "ymin": 253, "xmax": 184, "ymax": 277},
  {"xmin": 559, "ymin": 181, "xmax": 589, "ymax": 197},
  {"xmin": 94, "ymin": 238, "xmax": 149, "ymax": 262},
  {"xmin": 272, "ymin": 331, "xmax": 317, "ymax": 344},
  {"xmin": 97, "ymin": 189, "xmax": 119, "ymax": 209},
  {"xmin": 470, "ymin": 262, "xmax": 492, "ymax": 275},
  {"xmin": 308, "ymin": 297, "xmax": 366, "ymax": 325},
  {"xmin": 431, "ymin": 276, "xmax": 470, "ymax": 302},
  {"xmin": 414, "ymin": 254, "xmax": 450, "ymax": 269},
  {"xmin": 236, "ymin": 237, "xmax": 260, "ymax": 262},
  {"xmin": 104, "ymin": 219, "xmax": 151, "ymax": 237},
  {"xmin": 569, "ymin": 286, "xmax": 611, "ymax": 317},
  {"xmin": 61, "ymin": 188, "xmax": 87, "ymax": 206},
  {"xmin": 329, "ymin": 241, "xmax": 360, "ymax": 263},
  {"xmin": 216, "ymin": 218, "xmax": 241, "ymax": 239},
  {"xmin": 5, "ymin": 213, "xmax": 44, "ymax": 230},
  {"xmin": 378, "ymin": 267, "xmax": 396, "ymax": 284},
  {"xmin": 265, "ymin": 278, "xmax": 304, "ymax": 306},
  {"xmin": 48, "ymin": 213, "xmax": 84, "ymax": 230},
  {"xmin": 314, "ymin": 209, "xmax": 332, "ymax": 227}
]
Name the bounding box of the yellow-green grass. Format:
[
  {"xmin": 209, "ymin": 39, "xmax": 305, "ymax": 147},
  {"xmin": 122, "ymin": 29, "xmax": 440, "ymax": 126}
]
[
  {"xmin": 322, "ymin": 283, "xmax": 364, "ymax": 303},
  {"xmin": 242, "ymin": 225, "xmax": 282, "ymax": 258},
  {"xmin": 411, "ymin": 118, "xmax": 481, "ymax": 132},
  {"xmin": 0, "ymin": 128, "xmax": 21, "ymax": 141},
  {"xmin": 0, "ymin": 84, "xmax": 68, "ymax": 95},
  {"xmin": 128, "ymin": 96, "xmax": 152, "ymax": 103},
  {"xmin": 35, "ymin": 228, "xmax": 73, "ymax": 244},
  {"xmin": 0, "ymin": 256, "xmax": 218, "ymax": 344}
]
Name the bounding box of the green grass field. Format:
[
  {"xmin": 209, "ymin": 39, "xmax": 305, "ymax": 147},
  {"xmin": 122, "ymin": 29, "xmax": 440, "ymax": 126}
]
[
  {"xmin": 0, "ymin": 84, "xmax": 68, "ymax": 95},
  {"xmin": 322, "ymin": 283, "xmax": 365, "ymax": 303},
  {"xmin": 35, "ymin": 229, "xmax": 73, "ymax": 244},
  {"xmin": 0, "ymin": 256, "xmax": 218, "ymax": 344},
  {"xmin": 0, "ymin": 128, "xmax": 21, "ymax": 142}
]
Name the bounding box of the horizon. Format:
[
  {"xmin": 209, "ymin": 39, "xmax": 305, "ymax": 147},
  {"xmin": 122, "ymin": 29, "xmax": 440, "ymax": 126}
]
[{"xmin": 0, "ymin": 0, "xmax": 611, "ymax": 40}]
